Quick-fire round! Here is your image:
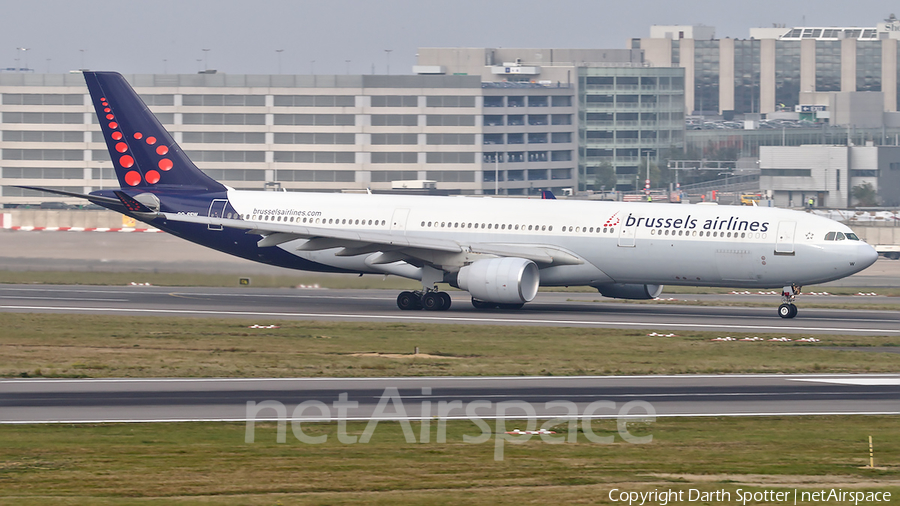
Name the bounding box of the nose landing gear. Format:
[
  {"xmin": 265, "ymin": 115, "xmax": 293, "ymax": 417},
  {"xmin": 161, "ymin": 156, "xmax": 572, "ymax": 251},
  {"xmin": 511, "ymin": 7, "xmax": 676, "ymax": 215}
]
[{"xmin": 777, "ymin": 284, "xmax": 801, "ymax": 318}]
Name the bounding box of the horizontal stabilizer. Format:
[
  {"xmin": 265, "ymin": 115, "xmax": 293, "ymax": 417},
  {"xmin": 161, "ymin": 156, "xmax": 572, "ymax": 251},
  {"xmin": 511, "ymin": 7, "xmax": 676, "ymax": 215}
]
[{"xmin": 13, "ymin": 185, "xmax": 120, "ymax": 206}]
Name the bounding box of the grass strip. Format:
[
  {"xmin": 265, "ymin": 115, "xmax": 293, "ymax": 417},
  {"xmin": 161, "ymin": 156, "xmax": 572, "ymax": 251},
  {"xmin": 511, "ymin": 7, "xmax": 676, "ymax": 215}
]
[
  {"xmin": 0, "ymin": 416, "xmax": 897, "ymax": 504},
  {"xmin": 1, "ymin": 313, "xmax": 899, "ymax": 378}
]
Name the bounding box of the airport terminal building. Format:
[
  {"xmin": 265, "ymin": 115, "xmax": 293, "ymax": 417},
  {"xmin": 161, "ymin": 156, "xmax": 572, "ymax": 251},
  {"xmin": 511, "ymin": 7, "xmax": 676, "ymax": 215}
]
[
  {"xmin": 0, "ymin": 72, "xmax": 577, "ymax": 205},
  {"xmin": 633, "ymin": 18, "xmax": 900, "ymax": 115}
]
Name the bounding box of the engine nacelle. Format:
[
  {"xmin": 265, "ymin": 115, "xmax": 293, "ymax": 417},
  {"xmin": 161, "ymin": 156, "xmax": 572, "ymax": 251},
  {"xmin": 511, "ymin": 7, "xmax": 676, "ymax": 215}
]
[
  {"xmin": 593, "ymin": 283, "xmax": 664, "ymax": 300},
  {"xmin": 457, "ymin": 257, "xmax": 540, "ymax": 304}
]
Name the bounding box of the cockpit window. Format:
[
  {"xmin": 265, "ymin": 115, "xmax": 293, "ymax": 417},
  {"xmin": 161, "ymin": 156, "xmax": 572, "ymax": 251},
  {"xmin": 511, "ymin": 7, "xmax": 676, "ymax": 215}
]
[
  {"xmin": 845, "ymin": 233, "xmax": 860, "ymax": 241},
  {"xmin": 824, "ymin": 232, "xmax": 836, "ymax": 241},
  {"xmin": 835, "ymin": 232, "xmax": 846, "ymax": 241}
]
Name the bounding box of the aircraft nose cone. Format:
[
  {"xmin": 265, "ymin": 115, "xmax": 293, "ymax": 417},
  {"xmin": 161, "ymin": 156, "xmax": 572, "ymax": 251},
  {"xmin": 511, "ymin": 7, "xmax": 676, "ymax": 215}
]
[{"xmin": 859, "ymin": 243, "xmax": 879, "ymax": 269}]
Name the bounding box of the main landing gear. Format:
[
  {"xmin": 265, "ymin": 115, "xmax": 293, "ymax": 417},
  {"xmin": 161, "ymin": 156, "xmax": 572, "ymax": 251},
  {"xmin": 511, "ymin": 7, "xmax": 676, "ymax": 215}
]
[
  {"xmin": 396, "ymin": 290, "xmax": 451, "ymax": 311},
  {"xmin": 778, "ymin": 284, "xmax": 801, "ymax": 319}
]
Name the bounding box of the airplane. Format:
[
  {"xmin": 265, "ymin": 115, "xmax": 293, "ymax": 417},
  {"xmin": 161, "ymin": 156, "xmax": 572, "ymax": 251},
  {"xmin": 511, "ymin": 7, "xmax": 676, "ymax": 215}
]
[{"xmin": 15, "ymin": 71, "xmax": 879, "ymax": 319}]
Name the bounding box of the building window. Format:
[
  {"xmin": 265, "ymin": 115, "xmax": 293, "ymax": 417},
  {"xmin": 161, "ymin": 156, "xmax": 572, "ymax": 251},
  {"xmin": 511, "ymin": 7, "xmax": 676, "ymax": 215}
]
[
  {"xmin": 551, "ymin": 114, "xmax": 572, "ymax": 125},
  {"xmin": 426, "ymin": 115, "xmax": 476, "ymax": 127},
  {"xmin": 272, "ymin": 152, "xmax": 356, "ymax": 163},
  {"xmin": 2, "ymin": 112, "xmax": 82, "ymax": 124},
  {"xmin": 199, "ymin": 169, "xmax": 266, "ymax": 181},
  {"xmin": 551, "ymin": 132, "xmax": 572, "ymax": 143},
  {"xmin": 551, "ymin": 150, "xmax": 572, "ymax": 161},
  {"xmin": 483, "ymin": 133, "xmax": 504, "ymax": 145},
  {"xmin": 3, "ymin": 131, "xmax": 82, "ymax": 142},
  {"xmin": 2, "ymin": 94, "xmax": 82, "ymax": 105},
  {"xmin": 551, "ymin": 96, "xmax": 572, "ymax": 107},
  {"xmin": 371, "ymin": 133, "xmax": 418, "ymax": 145},
  {"xmin": 184, "ymin": 132, "xmax": 267, "ymax": 144},
  {"xmin": 273, "ymin": 95, "xmax": 355, "ymax": 107},
  {"xmin": 425, "ymin": 171, "xmax": 475, "ymax": 182},
  {"xmin": 856, "ymin": 41, "xmax": 882, "ymax": 92},
  {"xmin": 183, "ymin": 113, "xmax": 265, "ymax": 125},
  {"xmin": 272, "ymin": 133, "xmax": 355, "ymax": 144},
  {"xmin": 184, "ymin": 151, "xmax": 266, "ymax": 163},
  {"xmin": 528, "ymin": 96, "xmax": 548, "ymax": 107},
  {"xmin": 507, "ymin": 96, "xmax": 525, "ymax": 107},
  {"xmin": 425, "ymin": 152, "xmax": 475, "ymax": 163},
  {"xmin": 528, "ymin": 133, "xmax": 548, "ymax": 144},
  {"xmin": 370, "ymin": 95, "xmax": 418, "ymax": 107},
  {"xmin": 182, "ymin": 95, "xmax": 265, "ymax": 106},
  {"xmin": 528, "ymin": 114, "xmax": 548, "ymax": 126},
  {"xmin": 815, "ymin": 41, "xmax": 841, "ymax": 92},
  {"xmin": 274, "ymin": 170, "xmax": 355, "ymax": 182},
  {"xmin": 760, "ymin": 169, "xmax": 812, "ymax": 177},
  {"xmin": 371, "ymin": 152, "xmax": 417, "ymax": 163},
  {"xmin": 527, "ymin": 151, "xmax": 548, "ymax": 162},
  {"xmin": 484, "ymin": 115, "xmax": 504, "ymax": 126},
  {"xmin": 371, "ymin": 170, "xmax": 418, "ymax": 182},
  {"xmin": 484, "ymin": 96, "xmax": 504, "ymax": 107},
  {"xmin": 2, "ymin": 149, "xmax": 83, "ymax": 161},
  {"xmin": 507, "ymin": 133, "xmax": 525, "ymax": 144},
  {"xmin": 371, "ymin": 114, "xmax": 418, "ymax": 126},
  {"xmin": 273, "ymin": 114, "xmax": 354, "ymax": 126},
  {"xmin": 2, "ymin": 167, "xmax": 83, "ymax": 179},
  {"xmin": 427, "ymin": 133, "xmax": 475, "ymax": 145},
  {"xmin": 507, "ymin": 115, "xmax": 525, "ymax": 126},
  {"xmin": 426, "ymin": 96, "xmax": 475, "ymax": 107},
  {"xmin": 139, "ymin": 94, "xmax": 175, "ymax": 106}
]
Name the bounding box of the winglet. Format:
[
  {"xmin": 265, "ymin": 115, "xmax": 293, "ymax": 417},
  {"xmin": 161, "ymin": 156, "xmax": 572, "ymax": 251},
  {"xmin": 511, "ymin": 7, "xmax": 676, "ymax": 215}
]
[{"xmin": 114, "ymin": 191, "xmax": 155, "ymax": 214}]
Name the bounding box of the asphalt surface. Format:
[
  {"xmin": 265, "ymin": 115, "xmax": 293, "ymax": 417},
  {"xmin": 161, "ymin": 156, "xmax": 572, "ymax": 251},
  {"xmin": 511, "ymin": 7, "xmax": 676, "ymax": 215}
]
[
  {"xmin": 0, "ymin": 284, "xmax": 898, "ymax": 335},
  {"xmin": 2, "ymin": 374, "xmax": 897, "ymax": 423}
]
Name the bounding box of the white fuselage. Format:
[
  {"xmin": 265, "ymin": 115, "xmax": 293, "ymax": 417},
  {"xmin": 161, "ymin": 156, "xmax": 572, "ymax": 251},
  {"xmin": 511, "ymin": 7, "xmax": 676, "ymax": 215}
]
[{"xmin": 225, "ymin": 190, "xmax": 877, "ymax": 289}]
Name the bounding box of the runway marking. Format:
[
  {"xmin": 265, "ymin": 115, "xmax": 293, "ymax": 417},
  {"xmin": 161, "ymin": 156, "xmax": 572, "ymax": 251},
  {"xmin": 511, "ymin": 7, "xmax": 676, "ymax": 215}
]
[
  {"xmin": 3, "ymin": 373, "xmax": 898, "ymax": 385},
  {"xmin": 0, "ymin": 296, "xmax": 127, "ymax": 302},
  {"xmin": 4, "ymin": 411, "xmax": 900, "ymax": 424},
  {"xmin": 1, "ymin": 304, "xmax": 898, "ymax": 334},
  {"xmin": 790, "ymin": 378, "xmax": 900, "ymax": 386}
]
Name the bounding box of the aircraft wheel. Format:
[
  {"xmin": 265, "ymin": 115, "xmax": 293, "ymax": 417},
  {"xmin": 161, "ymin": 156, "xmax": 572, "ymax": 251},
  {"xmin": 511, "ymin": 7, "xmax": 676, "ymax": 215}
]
[
  {"xmin": 422, "ymin": 292, "xmax": 444, "ymax": 311},
  {"xmin": 397, "ymin": 291, "xmax": 420, "ymax": 310},
  {"xmin": 471, "ymin": 298, "xmax": 496, "ymax": 309},
  {"xmin": 497, "ymin": 303, "xmax": 525, "ymax": 310},
  {"xmin": 778, "ymin": 303, "xmax": 796, "ymax": 319},
  {"xmin": 439, "ymin": 292, "xmax": 452, "ymax": 311}
]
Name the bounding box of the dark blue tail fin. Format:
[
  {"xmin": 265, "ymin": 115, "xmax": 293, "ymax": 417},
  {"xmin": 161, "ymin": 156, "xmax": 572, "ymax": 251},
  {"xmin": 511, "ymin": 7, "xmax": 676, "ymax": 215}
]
[{"xmin": 84, "ymin": 72, "xmax": 225, "ymax": 192}]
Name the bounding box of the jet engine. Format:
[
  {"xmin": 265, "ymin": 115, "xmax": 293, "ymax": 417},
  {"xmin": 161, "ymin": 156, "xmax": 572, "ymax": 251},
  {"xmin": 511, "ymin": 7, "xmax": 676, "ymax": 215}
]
[
  {"xmin": 593, "ymin": 283, "xmax": 664, "ymax": 300},
  {"xmin": 457, "ymin": 257, "xmax": 540, "ymax": 304}
]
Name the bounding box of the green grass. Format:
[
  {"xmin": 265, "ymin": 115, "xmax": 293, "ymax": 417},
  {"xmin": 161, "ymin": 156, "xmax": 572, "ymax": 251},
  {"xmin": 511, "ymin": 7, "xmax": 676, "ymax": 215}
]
[
  {"xmin": 2, "ymin": 313, "xmax": 899, "ymax": 379},
  {"xmin": 0, "ymin": 416, "xmax": 897, "ymax": 504}
]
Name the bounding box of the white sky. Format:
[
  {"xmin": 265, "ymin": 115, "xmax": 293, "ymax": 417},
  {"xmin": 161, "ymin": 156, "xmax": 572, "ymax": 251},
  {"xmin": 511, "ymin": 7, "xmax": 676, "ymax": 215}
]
[{"xmin": 1, "ymin": 0, "xmax": 895, "ymax": 75}]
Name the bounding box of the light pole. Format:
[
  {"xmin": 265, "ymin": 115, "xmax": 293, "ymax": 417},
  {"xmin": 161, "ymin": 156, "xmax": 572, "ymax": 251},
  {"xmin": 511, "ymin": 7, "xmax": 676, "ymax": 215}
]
[
  {"xmin": 17, "ymin": 47, "xmax": 29, "ymax": 71},
  {"xmin": 310, "ymin": 60, "xmax": 315, "ymax": 74},
  {"xmin": 79, "ymin": 49, "xmax": 85, "ymax": 69},
  {"xmin": 384, "ymin": 49, "xmax": 392, "ymax": 75},
  {"xmin": 275, "ymin": 49, "xmax": 284, "ymax": 74},
  {"xmin": 345, "ymin": 60, "xmax": 351, "ymax": 75},
  {"xmin": 202, "ymin": 48, "xmax": 211, "ymax": 71},
  {"xmin": 162, "ymin": 59, "xmax": 167, "ymax": 74}
]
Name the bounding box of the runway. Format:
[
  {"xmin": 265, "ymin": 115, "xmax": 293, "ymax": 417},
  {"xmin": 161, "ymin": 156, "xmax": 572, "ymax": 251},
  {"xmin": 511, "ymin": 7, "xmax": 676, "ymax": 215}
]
[
  {"xmin": 2, "ymin": 374, "xmax": 898, "ymax": 423},
  {"xmin": 0, "ymin": 284, "xmax": 898, "ymax": 335}
]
